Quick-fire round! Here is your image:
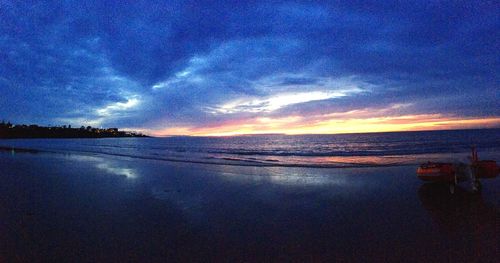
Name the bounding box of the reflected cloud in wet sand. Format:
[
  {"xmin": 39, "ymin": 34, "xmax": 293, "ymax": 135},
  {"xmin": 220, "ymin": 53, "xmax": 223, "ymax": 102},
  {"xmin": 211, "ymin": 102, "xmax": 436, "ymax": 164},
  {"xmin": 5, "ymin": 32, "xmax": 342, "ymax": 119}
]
[
  {"xmin": 68, "ymin": 154, "xmax": 138, "ymax": 179},
  {"xmin": 96, "ymin": 162, "xmax": 137, "ymax": 179},
  {"xmin": 212, "ymin": 165, "xmax": 349, "ymax": 187}
]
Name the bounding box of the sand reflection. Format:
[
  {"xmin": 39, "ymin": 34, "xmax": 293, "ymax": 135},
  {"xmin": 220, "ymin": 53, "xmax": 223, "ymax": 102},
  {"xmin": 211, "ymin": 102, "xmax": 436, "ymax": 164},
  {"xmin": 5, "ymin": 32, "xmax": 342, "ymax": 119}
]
[
  {"xmin": 95, "ymin": 162, "xmax": 137, "ymax": 179},
  {"xmin": 210, "ymin": 165, "xmax": 348, "ymax": 186},
  {"xmin": 68, "ymin": 154, "xmax": 138, "ymax": 179}
]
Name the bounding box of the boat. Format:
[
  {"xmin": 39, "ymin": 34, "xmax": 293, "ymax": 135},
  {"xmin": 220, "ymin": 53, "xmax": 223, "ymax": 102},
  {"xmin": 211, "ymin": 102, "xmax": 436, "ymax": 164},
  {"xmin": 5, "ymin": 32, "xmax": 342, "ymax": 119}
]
[
  {"xmin": 474, "ymin": 160, "xmax": 499, "ymax": 178},
  {"xmin": 416, "ymin": 146, "xmax": 498, "ymax": 193},
  {"xmin": 470, "ymin": 146, "xmax": 499, "ymax": 179},
  {"xmin": 417, "ymin": 162, "xmax": 456, "ymax": 183}
]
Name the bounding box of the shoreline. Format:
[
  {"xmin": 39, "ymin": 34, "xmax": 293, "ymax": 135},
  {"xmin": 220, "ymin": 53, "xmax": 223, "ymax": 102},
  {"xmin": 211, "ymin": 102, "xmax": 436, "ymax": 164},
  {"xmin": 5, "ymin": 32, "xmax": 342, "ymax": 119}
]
[
  {"xmin": 0, "ymin": 144, "xmax": 478, "ymax": 169},
  {"xmin": 0, "ymin": 149, "xmax": 498, "ymax": 261},
  {"xmin": 0, "ymin": 138, "xmax": 500, "ymax": 169}
]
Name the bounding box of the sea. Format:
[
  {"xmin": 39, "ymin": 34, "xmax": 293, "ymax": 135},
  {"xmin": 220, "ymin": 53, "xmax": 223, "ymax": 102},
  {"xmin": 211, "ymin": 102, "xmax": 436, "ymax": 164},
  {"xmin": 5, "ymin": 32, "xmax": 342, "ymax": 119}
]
[{"xmin": 1, "ymin": 129, "xmax": 499, "ymax": 168}]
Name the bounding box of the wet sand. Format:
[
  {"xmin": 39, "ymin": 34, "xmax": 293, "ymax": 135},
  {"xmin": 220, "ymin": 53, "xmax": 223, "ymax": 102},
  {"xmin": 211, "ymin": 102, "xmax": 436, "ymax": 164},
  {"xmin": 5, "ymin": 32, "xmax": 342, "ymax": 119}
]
[{"xmin": 0, "ymin": 151, "xmax": 498, "ymax": 262}]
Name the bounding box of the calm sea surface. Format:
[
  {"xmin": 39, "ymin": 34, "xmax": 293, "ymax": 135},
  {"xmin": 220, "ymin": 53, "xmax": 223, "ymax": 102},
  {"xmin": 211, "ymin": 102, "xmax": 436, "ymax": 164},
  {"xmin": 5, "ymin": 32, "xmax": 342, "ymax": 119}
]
[{"xmin": 1, "ymin": 129, "xmax": 499, "ymax": 167}]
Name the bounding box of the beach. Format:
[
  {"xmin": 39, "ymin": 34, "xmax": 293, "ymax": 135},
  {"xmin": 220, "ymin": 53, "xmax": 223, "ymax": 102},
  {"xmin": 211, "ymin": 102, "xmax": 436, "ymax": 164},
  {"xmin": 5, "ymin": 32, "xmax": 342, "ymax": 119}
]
[
  {"xmin": 3, "ymin": 0, "xmax": 499, "ymax": 261},
  {"xmin": 0, "ymin": 149, "xmax": 498, "ymax": 262}
]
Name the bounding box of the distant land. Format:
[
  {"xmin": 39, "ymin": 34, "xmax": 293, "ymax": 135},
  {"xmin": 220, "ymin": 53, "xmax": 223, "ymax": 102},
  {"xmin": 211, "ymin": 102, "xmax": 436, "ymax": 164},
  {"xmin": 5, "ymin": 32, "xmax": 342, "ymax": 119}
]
[{"xmin": 0, "ymin": 121, "xmax": 147, "ymax": 139}]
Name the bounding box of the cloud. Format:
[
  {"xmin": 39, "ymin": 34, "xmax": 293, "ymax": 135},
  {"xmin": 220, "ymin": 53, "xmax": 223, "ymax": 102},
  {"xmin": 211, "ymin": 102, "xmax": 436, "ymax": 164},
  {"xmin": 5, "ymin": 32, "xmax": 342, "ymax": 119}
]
[
  {"xmin": 96, "ymin": 96, "xmax": 141, "ymax": 117},
  {"xmin": 0, "ymin": 0, "xmax": 498, "ymax": 133},
  {"xmin": 208, "ymin": 89, "xmax": 363, "ymax": 114}
]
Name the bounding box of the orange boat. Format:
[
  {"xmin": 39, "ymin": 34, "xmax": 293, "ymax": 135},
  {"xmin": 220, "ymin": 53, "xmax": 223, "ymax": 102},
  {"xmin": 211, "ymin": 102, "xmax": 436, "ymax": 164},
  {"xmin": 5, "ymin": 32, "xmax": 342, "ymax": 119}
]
[
  {"xmin": 417, "ymin": 146, "xmax": 499, "ymax": 189},
  {"xmin": 470, "ymin": 146, "xmax": 499, "ymax": 179},
  {"xmin": 417, "ymin": 162, "xmax": 456, "ymax": 182},
  {"xmin": 475, "ymin": 160, "xmax": 499, "ymax": 178}
]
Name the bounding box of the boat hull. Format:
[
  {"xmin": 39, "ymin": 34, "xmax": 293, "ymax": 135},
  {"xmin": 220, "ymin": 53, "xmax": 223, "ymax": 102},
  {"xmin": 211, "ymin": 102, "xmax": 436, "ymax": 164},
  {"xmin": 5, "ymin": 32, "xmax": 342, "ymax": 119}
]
[
  {"xmin": 417, "ymin": 163, "xmax": 455, "ymax": 183},
  {"xmin": 476, "ymin": 160, "xmax": 499, "ymax": 179}
]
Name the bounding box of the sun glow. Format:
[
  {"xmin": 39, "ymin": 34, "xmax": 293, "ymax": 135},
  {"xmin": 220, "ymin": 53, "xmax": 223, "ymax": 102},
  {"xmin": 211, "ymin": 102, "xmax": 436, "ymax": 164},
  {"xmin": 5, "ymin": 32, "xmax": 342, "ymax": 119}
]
[{"xmin": 151, "ymin": 114, "xmax": 500, "ymax": 137}]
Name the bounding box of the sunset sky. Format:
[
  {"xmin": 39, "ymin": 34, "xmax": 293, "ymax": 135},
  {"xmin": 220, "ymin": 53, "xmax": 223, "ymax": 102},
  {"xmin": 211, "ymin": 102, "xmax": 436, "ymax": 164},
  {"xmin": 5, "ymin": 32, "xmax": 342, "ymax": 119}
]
[{"xmin": 1, "ymin": 1, "xmax": 499, "ymax": 136}]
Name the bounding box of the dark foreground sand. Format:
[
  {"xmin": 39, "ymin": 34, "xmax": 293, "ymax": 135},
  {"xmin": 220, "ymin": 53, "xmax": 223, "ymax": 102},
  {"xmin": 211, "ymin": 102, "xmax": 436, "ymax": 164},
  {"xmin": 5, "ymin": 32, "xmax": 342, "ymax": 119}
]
[{"xmin": 0, "ymin": 151, "xmax": 498, "ymax": 262}]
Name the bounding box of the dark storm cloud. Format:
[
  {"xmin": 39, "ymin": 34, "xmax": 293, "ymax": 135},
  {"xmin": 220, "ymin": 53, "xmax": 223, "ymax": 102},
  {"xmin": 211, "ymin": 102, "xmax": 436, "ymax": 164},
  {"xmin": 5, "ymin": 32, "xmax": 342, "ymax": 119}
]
[{"xmin": 0, "ymin": 0, "xmax": 498, "ymax": 130}]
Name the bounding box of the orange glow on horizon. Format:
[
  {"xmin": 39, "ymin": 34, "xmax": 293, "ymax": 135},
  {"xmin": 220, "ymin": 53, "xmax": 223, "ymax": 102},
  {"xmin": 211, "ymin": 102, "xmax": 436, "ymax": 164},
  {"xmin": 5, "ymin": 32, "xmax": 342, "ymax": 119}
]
[{"xmin": 150, "ymin": 114, "xmax": 500, "ymax": 137}]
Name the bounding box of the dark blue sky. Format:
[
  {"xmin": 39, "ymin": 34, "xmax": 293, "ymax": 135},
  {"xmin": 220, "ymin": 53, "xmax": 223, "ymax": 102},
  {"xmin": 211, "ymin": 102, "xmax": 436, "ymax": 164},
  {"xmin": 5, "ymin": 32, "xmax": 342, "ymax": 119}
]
[{"xmin": 1, "ymin": 1, "xmax": 499, "ymax": 135}]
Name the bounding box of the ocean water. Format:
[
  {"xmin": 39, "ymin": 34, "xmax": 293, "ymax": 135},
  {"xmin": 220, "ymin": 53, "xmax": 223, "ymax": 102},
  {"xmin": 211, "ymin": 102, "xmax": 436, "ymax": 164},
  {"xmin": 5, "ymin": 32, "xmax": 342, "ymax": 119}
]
[{"xmin": 1, "ymin": 129, "xmax": 499, "ymax": 168}]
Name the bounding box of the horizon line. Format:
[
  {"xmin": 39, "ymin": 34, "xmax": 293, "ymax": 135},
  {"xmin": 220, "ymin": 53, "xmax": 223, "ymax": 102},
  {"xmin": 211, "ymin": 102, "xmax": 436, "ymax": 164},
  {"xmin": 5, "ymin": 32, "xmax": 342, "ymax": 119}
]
[{"xmin": 151, "ymin": 126, "xmax": 500, "ymax": 138}]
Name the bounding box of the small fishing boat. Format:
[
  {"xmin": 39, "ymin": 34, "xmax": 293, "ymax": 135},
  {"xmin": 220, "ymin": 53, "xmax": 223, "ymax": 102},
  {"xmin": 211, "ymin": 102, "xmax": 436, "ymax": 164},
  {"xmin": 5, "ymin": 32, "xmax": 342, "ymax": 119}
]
[
  {"xmin": 417, "ymin": 162, "xmax": 456, "ymax": 182},
  {"xmin": 417, "ymin": 147, "xmax": 500, "ymax": 185},
  {"xmin": 475, "ymin": 160, "xmax": 499, "ymax": 179},
  {"xmin": 416, "ymin": 146, "xmax": 498, "ymax": 193}
]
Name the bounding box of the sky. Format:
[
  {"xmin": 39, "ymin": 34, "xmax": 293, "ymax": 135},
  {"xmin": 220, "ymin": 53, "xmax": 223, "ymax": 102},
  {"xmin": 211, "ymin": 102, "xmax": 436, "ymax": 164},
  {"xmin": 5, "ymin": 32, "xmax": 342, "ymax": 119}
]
[{"xmin": 1, "ymin": 0, "xmax": 499, "ymax": 136}]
